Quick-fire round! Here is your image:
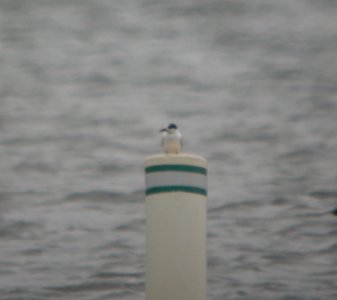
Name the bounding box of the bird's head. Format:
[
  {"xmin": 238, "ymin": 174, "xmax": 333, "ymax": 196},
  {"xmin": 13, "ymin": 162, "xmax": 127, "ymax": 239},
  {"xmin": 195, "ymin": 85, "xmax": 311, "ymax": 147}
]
[{"xmin": 167, "ymin": 123, "xmax": 178, "ymax": 133}]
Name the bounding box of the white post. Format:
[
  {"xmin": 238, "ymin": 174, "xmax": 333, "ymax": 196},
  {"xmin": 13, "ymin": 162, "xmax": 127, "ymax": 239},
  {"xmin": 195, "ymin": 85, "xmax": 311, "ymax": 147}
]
[{"xmin": 145, "ymin": 153, "xmax": 207, "ymax": 300}]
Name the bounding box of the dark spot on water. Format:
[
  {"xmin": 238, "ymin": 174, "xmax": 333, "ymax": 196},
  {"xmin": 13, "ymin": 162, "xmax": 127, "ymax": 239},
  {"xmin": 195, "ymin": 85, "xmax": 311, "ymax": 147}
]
[
  {"xmin": 272, "ymin": 197, "xmax": 289, "ymax": 205},
  {"xmin": 0, "ymin": 220, "xmax": 41, "ymax": 239},
  {"xmin": 21, "ymin": 248, "xmax": 44, "ymax": 256},
  {"xmin": 91, "ymin": 271, "xmax": 144, "ymax": 279},
  {"xmin": 64, "ymin": 190, "xmax": 144, "ymax": 203},
  {"xmin": 48, "ymin": 280, "xmax": 144, "ymax": 293},
  {"xmin": 164, "ymin": 0, "xmax": 249, "ymax": 17},
  {"xmin": 65, "ymin": 191, "xmax": 124, "ymax": 202},
  {"xmin": 115, "ymin": 219, "xmax": 145, "ymax": 231},
  {"xmin": 309, "ymin": 190, "xmax": 337, "ymax": 200}
]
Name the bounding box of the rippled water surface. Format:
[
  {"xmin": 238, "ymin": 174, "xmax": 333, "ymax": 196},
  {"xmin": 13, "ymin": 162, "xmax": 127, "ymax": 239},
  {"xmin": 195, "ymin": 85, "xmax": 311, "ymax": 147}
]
[{"xmin": 1, "ymin": 0, "xmax": 337, "ymax": 299}]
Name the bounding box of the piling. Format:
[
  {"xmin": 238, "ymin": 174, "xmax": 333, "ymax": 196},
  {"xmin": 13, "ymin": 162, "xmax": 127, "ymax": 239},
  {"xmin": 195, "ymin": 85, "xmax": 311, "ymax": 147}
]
[{"xmin": 145, "ymin": 153, "xmax": 207, "ymax": 300}]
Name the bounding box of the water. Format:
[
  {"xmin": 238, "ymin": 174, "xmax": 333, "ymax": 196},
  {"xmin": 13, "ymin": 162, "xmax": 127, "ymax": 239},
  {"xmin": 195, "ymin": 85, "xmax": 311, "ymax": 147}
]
[{"xmin": 1, "ymin": 0, "xmax": 337, "ymax": 299}]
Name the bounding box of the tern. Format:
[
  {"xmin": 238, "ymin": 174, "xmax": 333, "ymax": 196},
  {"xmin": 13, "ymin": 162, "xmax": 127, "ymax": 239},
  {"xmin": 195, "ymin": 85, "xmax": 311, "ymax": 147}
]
[{"xmin": 159, "ymin": 123, "xmax": 183, "ymax": 154}]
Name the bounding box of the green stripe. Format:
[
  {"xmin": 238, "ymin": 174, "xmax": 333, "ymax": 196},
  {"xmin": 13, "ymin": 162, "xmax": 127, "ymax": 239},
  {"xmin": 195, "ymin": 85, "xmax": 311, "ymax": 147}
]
[
  {"xmin": 145, "ymin": 164, "xmax": 207, "ymax": 175},
  {"xmin": 146, "ymin": 186, "xmax": 207, "ymax": 196}
]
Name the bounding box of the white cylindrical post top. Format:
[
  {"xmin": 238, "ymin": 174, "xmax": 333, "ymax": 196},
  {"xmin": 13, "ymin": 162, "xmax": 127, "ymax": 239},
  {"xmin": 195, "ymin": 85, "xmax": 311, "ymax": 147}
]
[{"xmin": 145, "ymin": 153, "xmax": 207, "ymax": 300}]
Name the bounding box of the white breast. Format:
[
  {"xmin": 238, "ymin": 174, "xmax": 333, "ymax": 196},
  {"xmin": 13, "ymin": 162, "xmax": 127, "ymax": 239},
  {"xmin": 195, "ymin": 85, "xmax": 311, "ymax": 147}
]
[{"xmin": 162, "ymin": 131, "xmax": 182, "ymax": 154}]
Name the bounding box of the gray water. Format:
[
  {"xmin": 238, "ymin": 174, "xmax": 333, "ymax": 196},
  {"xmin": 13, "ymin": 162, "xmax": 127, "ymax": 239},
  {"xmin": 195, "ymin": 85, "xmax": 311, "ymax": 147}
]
[{"xmin": 1, "ymin": 0, "xmax": 337, "ymax": 299}]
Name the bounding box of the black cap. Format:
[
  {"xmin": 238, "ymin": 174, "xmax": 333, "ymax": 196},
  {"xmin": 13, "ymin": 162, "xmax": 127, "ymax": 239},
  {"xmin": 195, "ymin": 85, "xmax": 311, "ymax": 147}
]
[{"xmin": 168, "ymin": 123, "xmax": 178, "ymax": 129}]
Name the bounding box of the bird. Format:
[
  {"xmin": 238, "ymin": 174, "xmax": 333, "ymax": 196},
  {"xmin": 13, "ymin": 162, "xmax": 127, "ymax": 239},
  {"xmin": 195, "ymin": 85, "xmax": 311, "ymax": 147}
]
[{"xmin": 159, "ymin": 123, "xmax": 183, "ymax": 154}]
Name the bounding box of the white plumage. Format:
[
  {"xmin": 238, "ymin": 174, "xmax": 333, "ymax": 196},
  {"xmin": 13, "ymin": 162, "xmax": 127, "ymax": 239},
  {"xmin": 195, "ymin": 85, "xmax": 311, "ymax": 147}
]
[{"xmin": 160, "ymin": 124, "xmax": 183, "ymax": 154}]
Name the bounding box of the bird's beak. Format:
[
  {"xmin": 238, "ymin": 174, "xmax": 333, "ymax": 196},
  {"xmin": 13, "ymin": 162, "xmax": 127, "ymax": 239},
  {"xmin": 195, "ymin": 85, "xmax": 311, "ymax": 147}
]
[{"xmin": 159, "ymin": 128, "xmax": 167, "ymax": 132}]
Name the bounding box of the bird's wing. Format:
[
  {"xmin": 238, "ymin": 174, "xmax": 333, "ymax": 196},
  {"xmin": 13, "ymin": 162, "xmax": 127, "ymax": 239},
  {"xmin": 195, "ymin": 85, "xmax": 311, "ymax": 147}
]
[{"xmin": 161, "ymin": 133, "xmax": 167, "ymax": 147}]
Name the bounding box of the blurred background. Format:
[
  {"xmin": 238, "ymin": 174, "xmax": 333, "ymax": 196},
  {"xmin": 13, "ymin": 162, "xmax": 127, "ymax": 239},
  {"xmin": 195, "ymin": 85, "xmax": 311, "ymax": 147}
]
[{"xmin": 1, "ymin": 0, "xmax": 337, "ymax": 299}]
